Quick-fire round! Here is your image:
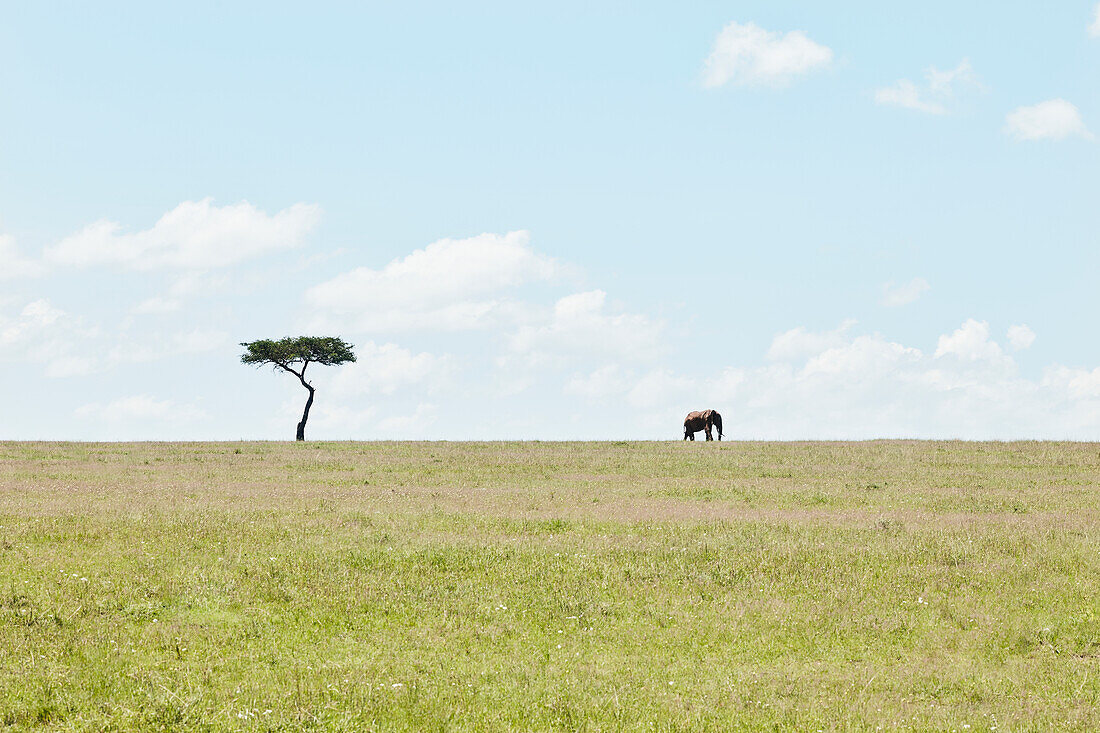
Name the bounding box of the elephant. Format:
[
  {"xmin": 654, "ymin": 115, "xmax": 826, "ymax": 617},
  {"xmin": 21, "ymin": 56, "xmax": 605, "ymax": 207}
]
[{"xmin": 683, "ymin": 409, "xmax": 723, "ymax": 441}]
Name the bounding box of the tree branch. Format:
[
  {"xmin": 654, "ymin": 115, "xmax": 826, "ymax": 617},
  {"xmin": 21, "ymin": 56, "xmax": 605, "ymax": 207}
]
[
  {"xmin": 271, "ymin": 360, "xmax": 306, "ymax": 381},
  {"xmin": 298, "ymin": 360, "xmax": 313, "ymax": 389}
]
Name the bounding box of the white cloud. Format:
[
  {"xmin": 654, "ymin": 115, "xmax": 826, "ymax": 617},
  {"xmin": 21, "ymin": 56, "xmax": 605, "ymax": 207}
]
[
  {"xmin": 75, "ymin": 395, "xmax": 206, "ymax": 422},
  {"xmin": 377, "ymin": 403, "xmax": 437, "ymax": 434},
  {"xmin": 564, "ymin": 364, "xmax": 630, "ymax": 399},
  {"xmin": 710, "ymin": 367, "xmax": 747, "ymax": 402},
  {"xmin": 107, "ymin": 328, "xmax": 229, "ymax": 364},
  {"xmin": 304, "ymin": 400, "xmax": 437, "ymax": 438},
  {"xmin": 0, "ymin": 299, "xmax": 66, "ymax": 343},
  {"xmin": 563, "ymin": 363, "xmax": 694, "ymax": 408},
  {"xmin": 131, "ymin": 296, "xmax": 182, "ymax": 315},
  {"xmin": 875, "ymin": 59, "xmax": 979, "ymax": 115},
  {"xmin": 702, "ymin": 21, "xmax": 832, "ymax": 89},
  {"xmin": 563, "ymin": 365, "xmax": 698, "ymax": 435},
  {"xmin": 1004, "ymin": 99, "xmax": 1093, "ymax": 142},
  {"xmin": 273, "ymin": 341, "xmax": 451, "ymax": 439},
  {"xmin": 767, "ymin": 319, "xmax": 856, "ymax": 361},
  {"xmin": 1, "ymin": 297, "xmax": 231, "ymax": 377},
  {"xmin": 1090, "ymin": 3, "xmax": 1100, "ymax": 37},
  {"xmin": 45, "ymin": 356, "xmax": 98, "ymax": 378},
  {"xmin": 305, "ymin": 230, "xmax": 560, "ymax": 332},
  {"xmin": 1007, "ymin": 324, "xmax": 1036, "ymax": 351},
  {"xmin": 0, "ymin": 234, "xmax": 45, "ymax": 279},
  {"xmin": 0, "ymin": 299, "xmax": 98, "ymax": 376},
  {"xmin": 625, "ymin": 368, "xmax": 696, "ymax": 410},
  {"xmin": 328, "ymin": 341, "xmax": 452, "ymax": 397},
  {"xmin": 926, "ymin": 60, "xmax": 977, "ymax": 96},
  {"xmin": 168, "ymin": 271, "xmax": 234, "ymax": 297},
  {"xmin": 305, "ymin": 404, "xmax": 378, "ymax": 433},
  {"xmin": 45, "ymin": 198, "xmax": 320, "ymax": 270},
  {"xmin": 875, "ymin": 80, "xmax": 946, "ymax": 115},
  {"xmin": 880, "ymin": 277, "xmax": 930, "ymax": 307},
  {"xmin": 169, "ymin": 328, "xmax": 229, "ymax": 354},
  {"xmin": 131, "ymin": 272, "xmax": 238, "ymax": 315},
  {"xmin": 509, "ymin": 290, "xmax": 665, "ymax": 367},
  {"xmin": 934, "ymin": 319, "xmax": 1004, "ymax": 361},
  {"xmin": 803, "ymin": 335, "xmax": 922, "ymax": 376},
  {"xmin": 591, "ymin": 320, "xmax": 1100, "ymax": 439},
  {"xmin": 132, "ymin": 272, "xmax": 229, "ymax": 313},
  {"xmin": 1044, "ymin": 366, "xmax": 1100, "ymax": 399}
]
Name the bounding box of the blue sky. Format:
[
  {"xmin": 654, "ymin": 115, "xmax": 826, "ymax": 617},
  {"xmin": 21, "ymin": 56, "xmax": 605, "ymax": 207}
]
[{"xmin": 2, "ymin": 2, "xmax": 1100, "ymax": 440}]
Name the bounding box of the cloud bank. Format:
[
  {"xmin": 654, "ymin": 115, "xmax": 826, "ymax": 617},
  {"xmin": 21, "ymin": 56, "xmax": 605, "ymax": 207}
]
[
  {"xmin": 568, "ymin": 320, "xmax": 1100, "ymax": 440},
  {"xmin": 305, "ymin": 230, "xmax": 561, "ymax": 332},
  {"xmin": 45, "ymin": 199, "xmax": 321, "ymax": 270}
]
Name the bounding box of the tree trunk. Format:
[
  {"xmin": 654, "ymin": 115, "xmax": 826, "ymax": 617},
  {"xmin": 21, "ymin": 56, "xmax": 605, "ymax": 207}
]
[{"xmin": 296, "ymin": 384, "xmax": 315, "ymax": 441}]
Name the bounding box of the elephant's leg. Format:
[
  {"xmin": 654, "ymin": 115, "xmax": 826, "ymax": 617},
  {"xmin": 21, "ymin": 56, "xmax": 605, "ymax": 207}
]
[
  {"xmin": 704, "ymin": 426, "xmax": 713, "ymax": 441},
  {"xmin": 689, "ymin": 432, "xmax": 695, "ymax": 441}
]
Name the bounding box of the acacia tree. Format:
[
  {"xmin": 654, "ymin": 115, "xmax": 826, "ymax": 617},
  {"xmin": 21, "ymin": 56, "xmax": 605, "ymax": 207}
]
[{"xmin": 240, "ymin": 336, "xmax": 356, "ymax": 441}]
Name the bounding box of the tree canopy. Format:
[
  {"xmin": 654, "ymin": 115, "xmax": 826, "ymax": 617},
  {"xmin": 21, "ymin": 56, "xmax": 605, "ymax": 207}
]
[{"xmin": 240, "ymin": 336, "xmax": 356, "ymax": 372}]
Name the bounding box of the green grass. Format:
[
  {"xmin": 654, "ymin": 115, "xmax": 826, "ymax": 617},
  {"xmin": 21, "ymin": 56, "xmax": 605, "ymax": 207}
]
[{"xmin": 1, "ymin": 440, "xmax": 1099, "ymax": 730}]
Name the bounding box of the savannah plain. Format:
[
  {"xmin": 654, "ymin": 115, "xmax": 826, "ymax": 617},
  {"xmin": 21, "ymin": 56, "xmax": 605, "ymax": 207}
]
[{"xmin": 2, "ymin": 440, "xmax": 1099, "ymax": 731}]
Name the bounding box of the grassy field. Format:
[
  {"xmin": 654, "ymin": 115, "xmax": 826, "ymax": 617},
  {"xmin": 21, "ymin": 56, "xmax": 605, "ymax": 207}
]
[{"xmin": 1, "ymin": 440, "xmax": 1099, "ymax": 731}]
